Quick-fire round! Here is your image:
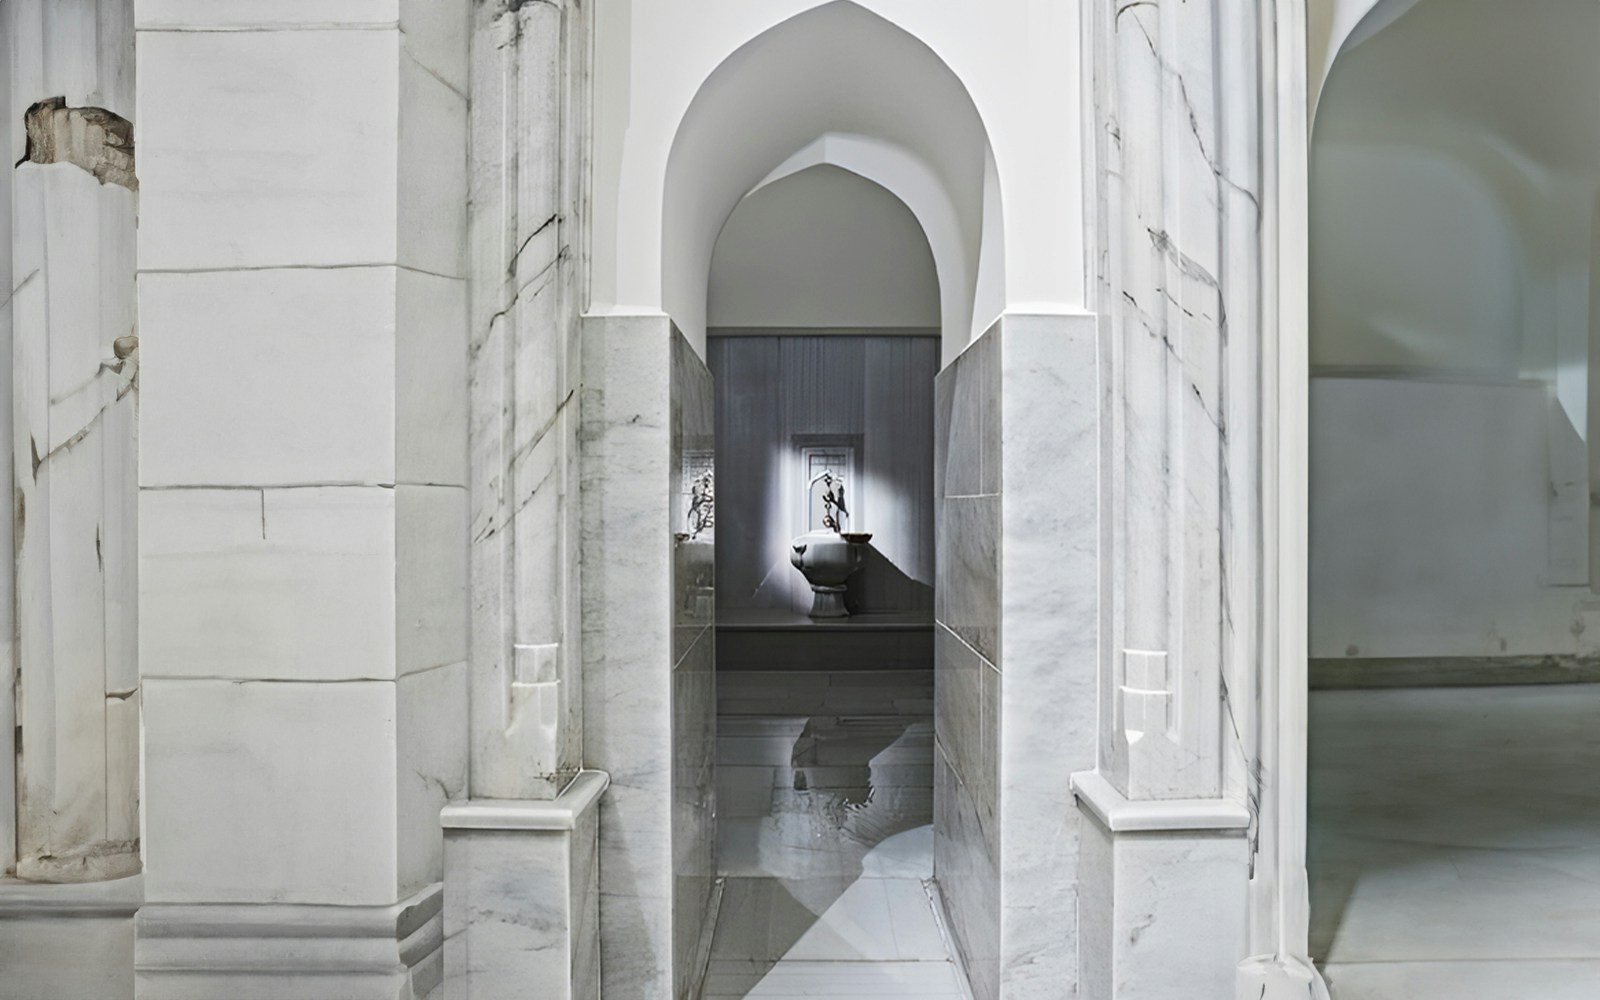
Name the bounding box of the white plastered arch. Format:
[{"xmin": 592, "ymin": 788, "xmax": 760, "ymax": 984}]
[
  {"xmin": 745, "ymin": 132, "xmax": 1001, "ymax": 352},
  {"xmin": 657, "ymin": 1, "xmax": 1006, "ymax": 360},
  {"xmin": 1308, "ymin": 0, "xmax": 1422, "ymax": 123}
]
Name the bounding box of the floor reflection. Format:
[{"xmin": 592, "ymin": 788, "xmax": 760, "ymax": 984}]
[
  {"xmin": 706, "ymin": 669, "xmax": 969, "ymax": 999},
  {"xmin": 1311, "ymin": 683, "xmax": 1600, "ymax": 999}
]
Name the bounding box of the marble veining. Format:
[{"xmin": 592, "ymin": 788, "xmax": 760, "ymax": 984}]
[
  {"xmin": 931, "ymin": 315, "xmax": 1099, "ymax": 1000},
  {"xmin": 581, "ymin": 317, "xmax": 717, "ymax": 1000}
]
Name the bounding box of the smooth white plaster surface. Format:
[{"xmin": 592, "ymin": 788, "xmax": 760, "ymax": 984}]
[
  {"xmin": 708, "ymin": 164, "xmax": 939, "ymax": 330},
  {"xmin": 136, "ymin": 28, "xmax": 402, "ymax": 270},
  {"xmin": 593, "ymin": 0, "xmax": 1083, "ymax": 351},
  {"xmin": 1309, "ymin": 376, "xmax": 1597, "ymax": 659}
]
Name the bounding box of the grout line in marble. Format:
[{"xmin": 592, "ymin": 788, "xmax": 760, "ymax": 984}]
[
  {"xmin": 401, "ymin": 43, "xmax": 469, "ymax": 104},
  {"xmin": 138, "ymin": 263, "xmax": 465, "ymax": 282},
  {"xmin": 934, "ymin": 621, "xmax": 999, "ymax": 673},
  {"xmin": 143, "ymin": 481, "xmax": 465, "ymax": 491},
  {"xmin": 921, "ymin": 878, "xmax": 978, "ymax": 1000},
  {"xmin": 674, "ymin": 625, "xmax": 714, "ymax": 670},
  {"xmin": 137, "ymin": 23, "xmax": 400, "ymax": 34},
  {"xmin": 143, "ymin": 667, "xmax": 457, "ymax": 684}
]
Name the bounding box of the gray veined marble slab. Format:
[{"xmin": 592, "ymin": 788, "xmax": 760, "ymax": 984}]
[{"xmin": 581, "ymin": 316, "xmax": 718, "ymax": 1000}]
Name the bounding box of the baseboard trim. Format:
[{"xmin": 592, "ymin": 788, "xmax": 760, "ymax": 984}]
[
  {"xmin": 1310, "ymin": 655, "xmax": 1600, "ymax": 690},
  {"xmin": 136, "ymin": 882, "xmax": 442, "ymax": 999}
]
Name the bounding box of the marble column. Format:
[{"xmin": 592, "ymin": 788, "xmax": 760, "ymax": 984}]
[
  {"xmin": 133, "ymin": 2, "xmax": 469, "ymax": 996},
  {"xmin": 439, "ymin": 2, "xmax": 604, "ymax": 996},
  {"xmin": 1, "ymin": 2, "xmax": 142, "ymax": 994},
  {"xmin": 6, "ymin": 0, "xmax": 140, "ymax": 888},
  {"xmin": 1074, "ymin": 0, "xmax": 1288, "ymax": 995}
]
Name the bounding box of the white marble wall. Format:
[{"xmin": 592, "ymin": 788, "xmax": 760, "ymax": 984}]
[
  {"xmin": 441, "ymin": 772, "xmax": 605, "ymax": 1000},
  {"xmin": 5, "ymin": 0, "xmax": 140, "ymax": 886},
  {"xmin": 134, "ymin": 1, "xmax": 468, "ymax": 993},
  {"xmin": 581, "ymin": 317, "xmax": 717, "ymax": 1000},
  {"xmin": 933, "ymin": 314, "xmax": 1099, "ymax": 1000},
  {"xmin": 933, "ymin": 323, "xmax": 1001, "ymax": 1000}
]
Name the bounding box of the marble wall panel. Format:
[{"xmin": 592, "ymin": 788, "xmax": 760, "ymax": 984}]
[
  {"xmin": 934, "ymin": 315, "xmax": 1099, "ymax": 1000},
  {"xmin": 937, "ymin": 495, "xmax": 1000, "ymax": 663},
  {"xmin": 582, "ymin": 316, "xmax": 719, "ymax": 999},
  {"xmin": 933, "ymin": 323, "xmax": 1003, "ymax": 1000},
  {"xmin": 140, "ymin": 487, "xmax": 397, "ymax": 681},
  {"xmin": 399, "ymin": 0, "xmax": 469, "ymax": 94},
  {"xmin": 672, "ymin": 630, "xmax": 717, "ymax": 998},
  {"xmin": 1078, "ymin": 830, "xmax": 1250, "ymax": 1000},
  {"xmin": 934, "ymin": 747, "xmax": 1000, "ymax": 1000},
  {"xmin": 138, "ymin": 268, "xmax": 398, "ymax": 487},
  {"xmin": 571, "ymin": 806, "xmax": 601, "ymax": 1000},
  {"xmin": 588, "ymin": 320, "xmax": 681, "ymax": 998},
  {"xmin": 396, "ymin": 662, "xmax": 467, "ymax": 900},
  {"xmin": 996, "ymin": 315, "xmax": 1099, "ymax": 998},
  {"xmin": 934, "ymin": 625, "xmax": 983, "ymax": 790},
  {"xmin": 397, "ymin": 47, "xmax": 468, "ymax": 279},
  {"xmin": 672, "ymin": 332, "xmax": 719, "ymax": 998},
  {"xmin": 444, "ymin": 830, "xmax": 573, "ymax": 999},
  {"xmin": 142, "ymin": 678, "xmax": 402, "ymax": 905},
  {"xmin": 396, "ymin": 485, "xmax": 469, "ymax": 677},
  {"xmin": 397, "ymin": 268, "xmax": 469, "ymax": 488},
  {"xmin": 135, "ymin": 27, "xmax": 401, "ymax": 270}
]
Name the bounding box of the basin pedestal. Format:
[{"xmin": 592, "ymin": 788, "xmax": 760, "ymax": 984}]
[{"xmin": 789, "ymin": 530, "xmax": 870, "ymax": 618}]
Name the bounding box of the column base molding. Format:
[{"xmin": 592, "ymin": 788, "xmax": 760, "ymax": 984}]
[
  {"xmin": 0, "ymin": 874, "xmax": 141, "ymax": 999},
  {"xmin": 441, "ymin": 769, "xmax": 608, "ymax": 1000},
  {"xmin": 1236, "ymin": 955, "xmax": 1332, "ymax": 1000},
  {"xmin": 1072, "ymin": 771, "xmax": 1251, "ymax": 1000},
  {"xmin": 134, "ymin": 882, "xmax": 442, "ymax": 1000}
]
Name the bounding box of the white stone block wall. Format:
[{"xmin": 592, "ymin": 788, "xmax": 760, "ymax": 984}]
[{"xmin": 132, "ymin": 1, "xmax": 469, "ymax": 993}]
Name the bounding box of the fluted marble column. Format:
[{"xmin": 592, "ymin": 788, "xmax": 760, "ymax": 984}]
[
  {"xmin": 1073, "ymin": 1, "xmax": 1322, "ymax": 997},
  {"xmin": 1, "ymin": 2, "xmax": 142, "ymax": 995},
  {"xmin": 442, "ymin": 2, "xmax": 603, "ymax": 997},
  {"xmin": 6, "ymin": 0, "xmax": 140, "ymax": 891}
]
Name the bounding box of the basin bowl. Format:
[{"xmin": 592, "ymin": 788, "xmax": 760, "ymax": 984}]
[{"xmin": 789, "ymin": 530, "xmax": 867, "ymax": 618}]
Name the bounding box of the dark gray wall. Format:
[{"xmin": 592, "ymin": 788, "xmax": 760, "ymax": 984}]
[{"xmin": 708, "ymin": 334, "xmax": 938, "ymax": 617}]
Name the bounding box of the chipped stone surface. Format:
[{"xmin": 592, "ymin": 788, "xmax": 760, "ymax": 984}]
[
  {"xmin": 11, "ymin": 160, "xmax": 140, "ymax": 884},
  {"xmin": 22, "ymin": 98, "xmax": 137, "ymax": 190}
]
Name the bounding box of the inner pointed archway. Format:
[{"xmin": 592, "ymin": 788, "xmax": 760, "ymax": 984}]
[{"xmin": 660, "ymin": 1, "xmax": 1005, "ymax": 362}]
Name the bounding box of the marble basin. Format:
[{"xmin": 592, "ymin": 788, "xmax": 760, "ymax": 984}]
[{"xmin": 789, "ymin": 530, "xmax": 868, "ymax": 618}]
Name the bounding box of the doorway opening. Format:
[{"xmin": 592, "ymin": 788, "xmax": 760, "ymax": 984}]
[
  {"xmin": 655, "ymin": 6, "xmax": 1008, "ymax": 996},
  {"xmin": 703, "ymin": 162, "xmax": 962, "ymax": 998},
  {"xmin": 1307, "ymin": 2, "xmax": 1600, "ymax": 995}
]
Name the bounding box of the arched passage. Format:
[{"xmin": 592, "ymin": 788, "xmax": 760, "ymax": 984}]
[
  {"xmin": 1306, "ymin": 1, "xmax": 1600, "ymax": 993},
  {"xmin": 659, "ymin": 1, "xmax": 1005, "ymax": 361}
]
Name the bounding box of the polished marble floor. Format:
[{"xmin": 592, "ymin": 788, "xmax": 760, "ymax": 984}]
[
  {"xmin": 1310, "ymin": 684, "xmax": 1600, "ymax": 999},
  {"xmin": 707, "ymin": 667, "xmax": 971, "ymax": 999}
]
